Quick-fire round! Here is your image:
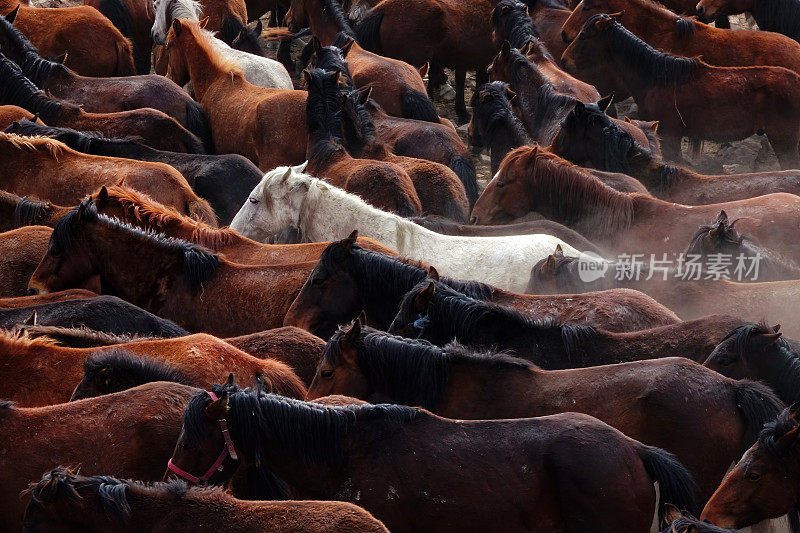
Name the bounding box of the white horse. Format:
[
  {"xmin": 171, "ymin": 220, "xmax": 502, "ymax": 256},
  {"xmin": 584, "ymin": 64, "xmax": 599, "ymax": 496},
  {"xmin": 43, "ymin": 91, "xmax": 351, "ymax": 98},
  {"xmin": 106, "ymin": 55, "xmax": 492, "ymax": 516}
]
[
  {"xmin": 230, "ymin": 165, "xmax": 582, "ymax": 292},
  {"xmin": 151, "ymin": 0, "xmax": 293, "ymax": 90}
]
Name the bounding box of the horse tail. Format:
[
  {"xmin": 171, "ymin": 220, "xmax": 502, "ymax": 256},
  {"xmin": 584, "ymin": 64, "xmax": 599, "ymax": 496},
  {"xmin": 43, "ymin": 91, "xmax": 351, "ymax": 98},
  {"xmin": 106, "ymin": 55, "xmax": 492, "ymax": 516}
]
[
  {"xmin": 114, "ymin": 36, "xmax": 136, "ymax": 76},
  {"xmin": 636, "ymin": 444, "xmax": 699, "ymax": 521},
  {"xmin": 448, "ymin": 155, "xmax": 479, "ymax": 207},
  {"xmin": 401, "ymin": 89, "xmax": 439, "ymax": 123},
  {"xmin": 732, "ymin": 379, "xmax": 784, "ymax": 454},
  {"xmin": 187, "ymin": 196, "xmax": 218, "ymax": 226},
  {"xmin": 354, "ymin": 10, "xmax": 384, "ymax": 53},
  {"xmin": 220, "ymin": 15, "xmax": 245, "ymax": 45},
  {"xmin": 185, "ymin": 101, "xmax": 214, "ymax": 153}
]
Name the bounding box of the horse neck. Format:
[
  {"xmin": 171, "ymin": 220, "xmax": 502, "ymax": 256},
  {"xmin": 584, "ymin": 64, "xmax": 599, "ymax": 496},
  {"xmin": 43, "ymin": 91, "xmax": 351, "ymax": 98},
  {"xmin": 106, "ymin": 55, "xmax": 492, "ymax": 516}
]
[
  {"xmin": 509, "ymin": 58, "xmax": 549, "ymax": 95},
  {"xmin": 307, "ymin": 1, "xmax": 349, "ymax": 44},
  {"xmin": 624, "ymin": 0, "xmax": 680, "ymax": 34},
  {"xmin": 88, "ymin": 139, "xmax": 154, "ymax": 158},
  {"xmin": 757, "ymin": 343, "xmax": 800, "ymax": 405},
  {"xmin": 355, "ymin": 253, "xmax": 427, "ymax": 328},
  {"xmin": 627, "ymin": 144, "xmax": 687, "ymax": 188},
  {"xmin": 179, "ymin": 31, "xmax": 235, "ymax": 100}
]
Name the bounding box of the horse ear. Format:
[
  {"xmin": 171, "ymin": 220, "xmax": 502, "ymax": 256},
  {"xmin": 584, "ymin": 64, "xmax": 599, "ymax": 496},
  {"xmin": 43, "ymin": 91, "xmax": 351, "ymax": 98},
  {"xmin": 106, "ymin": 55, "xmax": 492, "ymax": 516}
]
[
  {"xmin": 506, "ymin": 87, "xmax": 517, "ymax": 101},
  {"xmin": 662, "ymin": 504, "xmax": 682, "ymax": 526},
  {"xmin": 776, "ymin": 424, "xmax": 800, "ymax": 454},
  {"xmin": 553, "ymin": 244, "xmax": 564, "ymax": 258},
  {"xmin": 340, "ymin": 38, "xmax": 355, "ymax": 56},
  {"xmin": 343, "ymin": 229, "xmax": 358, "ymax": 251},
  {"xmin": 342, "ymin": 317, "xmax": 362, "ymax": 349},
  {"xmin": 311, "ymin": 36, "xmax": 322, "ymax": 54},
  {"xmin": 649, "ymin": 121, "xmax": 659, "ymax": 132},
  {"xmin": 597, "ymin": 93, "xmax": 614, "ymax": 112},
  {"xmin": 225, "ymin": 372, "xmax": 235, "ymax": 387},
  {"xmin": 254, "ymin": 19, "xmax": 263, "ymax": 35},
  {"xmin": 23, "ymin": 311, "xmax": 37, "ymax": 327},
  {"xmin": 205, "ymin": 390, "xmax": 229, "ymax": 419},
  {"xmin": 6, "ymin": 4, "xmax": 19, "ymax": 23},
  {"xmin": 199, "ymin": 16, "xmax": 210, "ymax": 28},
  {"xmin": 172, "ymin": 19, "xmax": 183, "ymax": 36},
  {"xmin": 414, "ymin": 281, "xmax": 435, "ymax": 314},
  {"xmin": 302, "ymin": 68, "xmax": 312, "ymax": 87},
  {"xmin": 358, "ymin": 86, "xmax": 373, "ymax": 104},
  {"xmin": 573, "ymin": 100, "xmax": 586, "ymax": 116},
  {"xmin": 31, "ymin": 113, "xmax": 40, "ymax": 124},
  {"xmin": 749, "ymin": 331, "xmax": 782, "ymax": 352},
  {"xmin": 52, "ymin": 52, "xmax": 68, "ymax": 65},
  {"xmin": 500, "ymin": 40, "xmax": 511, "ymax": 58},
  {"xmin": 609, "ymin": 10, "xmax": 625, "ymax": 20},
  {"xmin": 541, "ymin": 255, "xmax": 556, "ymax": 276},
  {"xmin": 520, "ymin": 39, "xmax": 532, "ymax": 55},
  {"xmin": 97, "ymin": 186, "xmax": 109, "ymax": 205},
  {"xmin": 716, "ymin": 210, "xmax": 729, "ymax": 224},
  {"xmin": 428, "ymin": 265, "xmax": 440, "ymax": 281},
  {"xmin": 594, "ymin": 13, "xmax": 616, "ymax": 29},
  {"xmin": 773, "ymin": 324, "xmax": 782, "ymax": 333},
  {"xmin": 418, "ymin": 63, "xmax": 429, "ymax": 78}
]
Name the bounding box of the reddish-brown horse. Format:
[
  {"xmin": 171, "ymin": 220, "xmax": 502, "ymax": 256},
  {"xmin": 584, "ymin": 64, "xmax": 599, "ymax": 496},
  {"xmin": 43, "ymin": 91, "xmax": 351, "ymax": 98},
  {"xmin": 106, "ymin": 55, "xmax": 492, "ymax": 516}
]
[
  {"xmin": 28, "ymin": 201, "xmax": 313, "ymax": 336},
  {"xmin": 0, "ymin": 103, "xmax": 37, "ymax": 129},
  {"xmin": 308, "ymin": 320, "xmax": 783, "ymax": 500},
  {"xmin": 471, "ymin": 146, "xmax": 800, "ymax": 264},
  {"xmin": 701, "ymin": 407, "xmax": 800, "ymax": 531},
  {"xmin": 0, "ymin": 225, "xmax": 50, "ymax": 297},
  {"xmin": 165, "ymin": 18, "xmax": 308, "ymax": 170},
  {"xmin": 0, "ymin": 2, "xmax": 135, "ymax": 76},
  {"xmin": 562, "ymin": 14, "xmax": 800, "ymax": 166},
  {"xmin": 25, "ymin": 467, "xmax": 389, "ymax": 532},
  {"xmin": 0, "ymin": 382, "xmax": 197, "ymax": 531},
  {"xmin": 0, "ymin": 329, "xmax": 305, "ymax": 405},
  {"xmin": 0, "ymin": 190, "xmax": 70, "ymax": 231},
  {"xmin": 0, "ymin": 134, "xmax": 216, "ymax": 223}
]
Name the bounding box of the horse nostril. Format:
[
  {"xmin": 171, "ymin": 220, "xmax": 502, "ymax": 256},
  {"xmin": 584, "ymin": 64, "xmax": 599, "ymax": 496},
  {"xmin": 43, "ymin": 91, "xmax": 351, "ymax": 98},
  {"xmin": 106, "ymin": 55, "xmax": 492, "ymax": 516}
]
[{"xmin": 561, "ymin": 30, "xmax": 570, "ymax": 43}]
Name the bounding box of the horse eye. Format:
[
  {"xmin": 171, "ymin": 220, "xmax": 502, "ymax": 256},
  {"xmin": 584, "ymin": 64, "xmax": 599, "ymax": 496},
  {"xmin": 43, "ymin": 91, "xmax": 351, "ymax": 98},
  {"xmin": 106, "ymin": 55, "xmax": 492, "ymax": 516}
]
[
  {"xmin": 249, "ymin": 197, "xmax": 259, "ymax": 204},
  {"xmin": 321, "ymin": 369, "xmax": 333, "ymax": 378},
  {"xmin": 746, "ymin": 472, "xmax": 761, "ymax": 481}
]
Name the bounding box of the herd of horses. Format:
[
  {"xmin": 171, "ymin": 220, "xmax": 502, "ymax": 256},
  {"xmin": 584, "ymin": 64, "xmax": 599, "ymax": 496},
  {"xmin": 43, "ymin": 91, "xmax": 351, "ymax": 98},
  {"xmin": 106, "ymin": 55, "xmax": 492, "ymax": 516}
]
[{"xmin": 3, "ymin": 0, "xmax": 800, "ymax": 529}]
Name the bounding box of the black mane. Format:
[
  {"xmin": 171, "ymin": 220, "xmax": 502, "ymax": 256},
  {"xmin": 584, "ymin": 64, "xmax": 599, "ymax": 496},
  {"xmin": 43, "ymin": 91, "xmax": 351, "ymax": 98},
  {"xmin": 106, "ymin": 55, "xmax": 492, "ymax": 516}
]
[
  {"xmin": 10, "ymin": 194, "xmax": 54, "ymax": 227},
  {"xmin": 757, "ymin": 408, "xmax": 800, "ymax": 533},
  {"xmin": 752, "ymin": 0, "xmax": 800, "ymax": 41},
  {"xmin": 590, "ymin": 15, "xmax": 698, "ymax": 85},
  {"xmin": 52, "ymin": 200, "xmax": 219, "ymax": 292},
  {"xmin": 29, "ymin": 469, "xmax": 130, "ymax": 521},
  {"xmin": 319, "ymin": 0, "xmax": 357, "ymax": 38},
  {"xmin": 493, "ymin": 0, "xmax": 540, "ymax": 49},
  {"xmin": 7, "ymin": 119, "xmax": 97, "ymax": 152},
  {"xmin": 0, "ymin": 14, "xmax": 69, "ymax": 87},
  {"xmin": 83, "ymin": 349, "xmax": 194, "ymax": 386},
  {"xmin": 470, "ymin": 81, "xmax": 531, "ymax": 147},
  {"xmin": 0, "ymin": 53, "xmax": 65, "ymax": 122},
  {"xmin": 0, "ymin": 400, "xmax": 16, "ymax": 412}
]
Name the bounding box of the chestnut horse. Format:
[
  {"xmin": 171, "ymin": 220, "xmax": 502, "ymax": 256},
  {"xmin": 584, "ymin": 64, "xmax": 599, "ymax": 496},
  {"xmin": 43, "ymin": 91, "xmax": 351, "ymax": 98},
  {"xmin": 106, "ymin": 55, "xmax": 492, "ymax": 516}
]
[
  {"xmin": 0, "ymin": 54, "xmax": 206, "ymax": 154},
  {"xmin": 168, "ymin": 382, "xmax": 696, "ymax": 531},
  {"xmin": 28, "ymin": 201, "xmax": 314, "ymax": 336},
  {"xmin": 701, "ymin": 407, "xmax": 800, "ymax": 531},
  {"xmin": 307, "ymin": 320, "xmax": 782, "ymax": 500},
  {"xmin": 550, "ymin": 99, "xmax": 800, "ymax": 205},
  {"xmin": 562, "ymin": 14, "xmax": 800, "ymax": 167},
  {"xmin": 0, "ymin": 382, "xmax": 198, "ymax": 531},
  {"xmin": 471, "ymin": 146, "xmax": 800, "ymax": 264},
  {"xmin": 696, "ymin": 0, "xmax": 800, "ymax": 44},
  {"xmin": 165, "ymin": 18, "xmax": 307, "ymax": 170},
  {"xmin": 0, "ymin": 12, "xmax": 212, "ymax": 147},
  {"xmin": 0, "ymin": 2, "xmax": 135, "ymax": 76},
  {"xmin": 0, "ymin": 133, "xmax": 216, "ymax": 223},
  {"xmin": 0, "ymin": 225, "xmax": 49, "ymax": 297},
  {"xmin": 0, "ymin": 103, "xmax": 37, "ymax": 129},
  {"xmin": 25, "ymin": 468, "xmax": 389, "ymax": 532},
  {"xmin": 388, "ymin": 278, "xmax": 745, "ymax": 367},
  {"xmin": 289, "ymin": 0, "xmax": 438, "ymax": 122},
  {"xmin": 0, "ymin": 329, "xmax": 305, "ymax": 405},
  {"xmin": 283, "ymin": 235, "xmax": 680, "ymax": 340},
  {"xmin": 703, "ymin": 323, "xmax": 800, "ymax": 408},
  {"xmin": 304, "ymin": 68, "xmax": 422, "ymax": 217}
]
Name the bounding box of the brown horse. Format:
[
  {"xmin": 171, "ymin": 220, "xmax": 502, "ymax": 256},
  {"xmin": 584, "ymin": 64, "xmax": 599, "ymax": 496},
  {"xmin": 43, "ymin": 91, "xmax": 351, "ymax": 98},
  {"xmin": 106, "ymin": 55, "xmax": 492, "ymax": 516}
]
[
  {"xmin": 0, "ymin": 190, "xmax": 70, "ymax": 231},
  {"xmin": 0, "ymin": 11, "xmax": 212, "ymax": 146},
  {"xmin": 696, "ymin": 0, "xmax": 800, "ymax": 43},
  {"xmin": 307, "ymin": 320, "xmax": 783, "ymax": 501},
  {"xmin": 471, "ymin": 146, "xmax": 800, "ymax": 263},
  {"xmin": 0, "ymin": 328, "xmax": 305, "ymax": 405},
  {"xmin": 0, "ymin": 103, "xmax": 38, "ymax": 129},
  {"xmin": 353, "ymin": 0, "xmax": 495, "ymax": 122},
  {"xmin": 0, "ymin": 54, "xmax": 205, "ymax": 154},
  {"xmin": 562, "ymin": 14, "xmax": 800, "ymax": 166},
  {"xmin": 83, "ymin": 0, "xmax": 156, "ymax": 73},
  {"xmin": 700, "ymin": 407, "xmax": 800, "ymax": 531},
  {"xmin": 25, "ymin": 468, "xmax": 389, "ymax": 532},
  {"xmin": 0, "ymin": 133, "xmax": 216, "ymax": 223},
  {"xmin": 283, "ymin": 235, "xmax": 680, "ymax": 340},
  {"xmin": 165, "ymin": 18, "xmax": 307, "ymax": 170},
  {"xmin": 491, "ymin": 0, "xmax": 600, "ymax": 102},
  {"xmin": 0, "ymin": 2, "xmax": 135, "ymax": 76},
  {"xmin": 0, "ymin": 225, "xmax": 49, "ymax": 298},
  {"xmin": 550, "ymin": 99, "xmax": 800, "ymax": 205},
  {"xmin": 0, "ymin": 382, "xmax": 197, "ymax": 531},
  {"xmin": 289, "ymin": 0, "xmax": 438, "ymax": 122},
  {"xmin": 28, "ymin": 201, "xmax": 313, "ymax": 336},
  {"xmin": 304, "ymin": 68, "xmax": 422, "ymax": 217},
  {"xmin": 168, "ymin": 382, "xmax": 697, "ymax": 531}
]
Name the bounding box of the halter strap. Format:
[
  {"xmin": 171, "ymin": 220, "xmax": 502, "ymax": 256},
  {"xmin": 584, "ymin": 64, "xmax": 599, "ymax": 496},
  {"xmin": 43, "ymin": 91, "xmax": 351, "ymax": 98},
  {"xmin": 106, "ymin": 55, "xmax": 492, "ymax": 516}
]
[{"xmin": 166, "ymin": 391, "xmax": 240, "ymax": 484}]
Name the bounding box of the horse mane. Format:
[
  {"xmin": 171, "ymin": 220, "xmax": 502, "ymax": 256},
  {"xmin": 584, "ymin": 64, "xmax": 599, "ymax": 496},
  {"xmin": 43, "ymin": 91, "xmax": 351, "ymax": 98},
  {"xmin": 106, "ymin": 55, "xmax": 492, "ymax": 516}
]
[
  {"xmin": 8, "ymin": 118, "xmax": 101, "ymax": 152},
  {"xmin": 304, "ymin": 68, "xmax": 348, "ymax": 167},
  {"xmin": 52, "ymin": 201, "xmax": 220, "ymax": 292},
  {"xmin": 6, "ymin": 193, "xmax": 55, "ymax": 227},
  {"xmin": 756, "ymin": 408, "xmax": 800, "ymax": 533},
  {"xmin": 0, "ymin": 131, "xmax": 66, "ymax": 159},
  {"xmin": 0, "ymin": 328, "xmax": 61, "ymax": 349},
  {"xmin": 318, "ymin": 0, "xmax": 358, "ymax": 38},
  {"xmin": 506, "ymin": 45, "xmax": 548, "ymax": 88},
  {"xmin": 493, "ymin": 0, "xmax": 540, "ymax": 49},
  {"xmin": 166, "ymin": 0, "xmax": 203, "ymax": 23},
  {"xmin": 340, "ymin": 87, "xmax": 380, "ymax": 149},
  {"xmin": 0, "ymin": 14, "xmax": 68, "ymax": 86},
  {"xmin": 674, "ymin": 17, "xmax": 695, "ymax": 36},
  {"xmin": 471, "ymin": 81, "xmax": 531, "ymax": 146},
  {"xmin": 0, "ymin": 400, "xmax": 16, "ymax": 412},
  {"xmin": 182, "ymin": 383, "xmax": 418, "ymax": 468},
  {"xmin": 503, "ymin": 145, "xmax": 635, "ymax": 233},
  {"xmin": 16, "ymin": 324, "xmax": 149, "ymax": 347},
  {"xmin": 0, "ymin": 54, "xmax": 68, "ymax": 122},
  {"xmin": 82, "ymin": 349, "xmax": 194, "ymax": 386},
  {"xmin": 752, "ymin": 0, "xmax": 800, "ymax": 38},
  {"xmin": 96, "ymin": 186, "xmax": 241, "ymax": 249},
  {"xmin": 167, "ymin": 19, "xmax": 243, "ymax": 76},
  {"xmin": 592, "ymin": 15, "xmax": 698, "ymax": 85},
  {"xmin": 27, "ymin": 468, "xmax": 131, "ymax": 521}
]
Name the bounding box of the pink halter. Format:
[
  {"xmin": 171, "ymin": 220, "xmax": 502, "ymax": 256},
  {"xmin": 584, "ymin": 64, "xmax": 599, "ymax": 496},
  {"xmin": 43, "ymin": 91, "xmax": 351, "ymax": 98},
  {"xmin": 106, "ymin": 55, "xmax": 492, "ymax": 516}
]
[{"xmin": 167, "ymin": 391, "xmax": 241, "ymax": 484}]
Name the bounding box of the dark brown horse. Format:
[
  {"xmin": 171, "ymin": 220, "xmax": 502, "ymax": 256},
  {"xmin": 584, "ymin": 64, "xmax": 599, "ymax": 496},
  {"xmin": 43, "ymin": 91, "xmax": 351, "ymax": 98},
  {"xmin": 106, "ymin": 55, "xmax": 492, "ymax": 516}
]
[
  {"xmin": 388, "ymin": 278, "xmax": 745, "ymax": 367},
  {"xmin": 0, "ymin": 225, "xmax": 50, "ymax": 297},
  {"xmin": 0, "ymin": 53, "xmax": 206, "ymax": 154},
  {"xmin": 168, "ymin": 382, "xmax": 697, "ymax": 531},
  {"xmin": 0, "ymin": 12, "xmax": 212, "ymax": 147},
  {"xmin": 701, "ymin": 407, "xmax": 800, "ymax": 531},
  {"xmin": 0, "ymin": 382, "xmax": 197, "ymax": 531},
  {"xmin": 28, "ymin": 201, "xmax": 314, "ymax": 336},
  {"xmin": 25, "ymin": 467, "xmax": 389, "ymax": 532},
  {"xmin": 304, "ymin": 68, "xmax": 422, "ymax": 216},
  {"xmin": 0, "ymin": 2, "xmax": 135, "ymax": 77},
  {"xmin": 283, "ymin": 235, "xmax": 680, "ymax": 339},
  {"xmin": 562, "ymin": 14, "xmax": 800, "ymax": 167},
  {"xmin": 307, "ymin": 320, "xmax": 782, "ymax": 500}
]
